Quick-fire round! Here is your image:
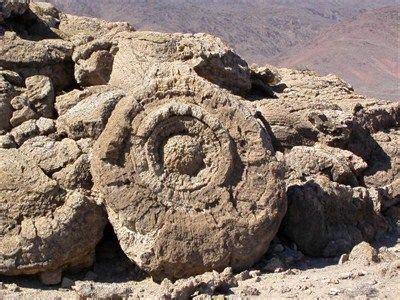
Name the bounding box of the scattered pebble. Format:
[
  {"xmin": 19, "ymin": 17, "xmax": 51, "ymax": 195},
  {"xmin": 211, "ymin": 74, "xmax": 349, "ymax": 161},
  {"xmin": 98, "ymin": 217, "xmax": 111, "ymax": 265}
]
[
  {"xmin": 329, "ymin": 288, "xmax": 341, "ymax": 296},
  {"xmin": 235, "ymin": 270, "xmax": 251, "ymax": 281},
  {"xmin": 7, "ymin": 283, "xmax": 20, "ymax": 292},
  {"xmin": 241, "ymin": 286, "xmax": 261, "ymax": 296},
  {"xmin": 249, "ymin": 270, "xmax": 261, "ymax": 278},
  {"xmin": 338, "ymin": 253, "xmax": 349, "ymax": 265}
]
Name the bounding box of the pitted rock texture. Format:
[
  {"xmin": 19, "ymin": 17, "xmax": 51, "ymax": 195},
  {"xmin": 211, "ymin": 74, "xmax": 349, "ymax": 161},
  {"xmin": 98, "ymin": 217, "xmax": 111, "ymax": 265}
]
[
  {"xmin": 92, "ymin": 76, "xmax": 287, "ymax": 280},
  {"xmin": 0, "ymin": 33, "xmax": 74, "ymax": 91},
  {"xmin": 254, "ymin": 67, "xmax": 399, "ymax": 257},
  {"xmin": 0, "ymin": 0, "xmax": 399, "ymax": 286},
  {"xmin": 0, "ymin": 148, "xmax": 106, "ymax": 275},
  {"xmin": 109, "ymin": 31, "xmax": 252, "ymax": 95}
]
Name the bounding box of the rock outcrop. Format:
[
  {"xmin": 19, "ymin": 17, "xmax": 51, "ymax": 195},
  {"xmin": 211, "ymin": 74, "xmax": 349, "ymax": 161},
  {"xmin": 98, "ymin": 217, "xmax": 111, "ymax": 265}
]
[
  {"xmin": 91, "ymin": 76, "xmax": 286, "ymax": 280},
  {"xmin": 0, "ymin": 0, "xmax": 398, "ymax": 285}
]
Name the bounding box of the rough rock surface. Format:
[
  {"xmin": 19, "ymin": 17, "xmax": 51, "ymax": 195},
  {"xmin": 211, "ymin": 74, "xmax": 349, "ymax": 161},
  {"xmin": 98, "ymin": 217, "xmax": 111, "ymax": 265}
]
[
  {"xmin": 109, "ymin": 31, "xmax": 252, "ymax": 95},
  {"xmin": 91, "ymin": 76, "xmax": 286, "ymax": 280},
  {"xmin": 0, "ymin": 1, "xmax": 399, "ymax": 295},
  {"xmin": 0, "ymin": 148, "xmax": 106, "ymax": 275},
  {"xmin": 281, "ymin": 175, "xmax": 387, "ymax": 257},
  {"xmin": 253, "ymin": 67, "xmax": 399, "ymax": 257},
  {"xmin": 56, "ymin": 88, "xmax": 126, "ymax": 139}
]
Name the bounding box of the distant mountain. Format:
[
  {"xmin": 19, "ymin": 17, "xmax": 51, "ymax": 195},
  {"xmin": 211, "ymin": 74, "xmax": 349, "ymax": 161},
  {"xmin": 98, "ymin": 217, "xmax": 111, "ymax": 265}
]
[
  {"xmin": 275, "ymin": 6, "xmax": 400, "ymax": 100},
  {"xmin": 45, "ymin": 0, "xmax": 400, "ymax": 99}
]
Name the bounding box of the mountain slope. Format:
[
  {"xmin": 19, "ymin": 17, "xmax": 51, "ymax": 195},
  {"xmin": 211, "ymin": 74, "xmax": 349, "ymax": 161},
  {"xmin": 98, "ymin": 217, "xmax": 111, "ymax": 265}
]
[
  {"xmin": 45, "ymin": 0, "xmax": 400, "ymax": 99},
  {"xmin": 275, "ymin": 6, "xmax": 400, "ymax": 100},
  {"xmin": 45, "ymin": 0, "xmax": 398, "ymax": 63}
]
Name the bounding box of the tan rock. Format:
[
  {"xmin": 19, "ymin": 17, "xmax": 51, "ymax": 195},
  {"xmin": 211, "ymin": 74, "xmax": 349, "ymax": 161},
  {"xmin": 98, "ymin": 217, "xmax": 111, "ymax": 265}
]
[
  {"xmin": 56, "ymin": 88, "xmax": 125, "ymax": 139},
  {"xmin": 349, "ymin": 242, "xmax": 380, "ymax": 265},
  {"xmin": 109, "ymin": 31, "xmax": 252, "ymax": 95},
  {"xmin": 55, "ymin": 85, "xmax": 115, "ymax": 116},
  {"xmin": 52, "ymin": 154, "xmax": 93, "ymax": 189},
  {"xmin": 19, "ymin": 136, "xmax": 82, "ymax": 174},
  {"xmin": 0, "ymin": 148, "xmax": 106, "ymax": 275},
  {"xmin": 0, "ymin": 34, "xmax": 74, "ymax": 91},
  {"xmin": 9, "ymin": 74, "xmax": 56, "ymax": 127},
  {"xmin": 162, "ymin": 267, "xmax": 237, "ymax": 299},
  {"xmin": 74, "ymin": 50, "xmax": 114, "ymax": 87},
  {"xmin": 282, "ymin": 176, "xmax": 387, "ymax": 257},
  {"xmin": 10, "ymin": 118, "xmax": 56, "ymax": 146},
  {"xmin": 284, "ymin": 143, "xmax": 367, "ymax": 186},
  {"xmin": 92, "ymin": 76, "xmax": 286, "ymax": 280},
  {"xmin": 57, "ymin": 13, "xmax": 133, "ymax": 42}
]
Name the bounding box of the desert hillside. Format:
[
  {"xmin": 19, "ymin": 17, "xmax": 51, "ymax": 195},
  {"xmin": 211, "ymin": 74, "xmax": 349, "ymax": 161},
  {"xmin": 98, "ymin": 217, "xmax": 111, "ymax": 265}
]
[{"xmin": 277, "ymin": 6, "xmax": 400, "ymax": 100}]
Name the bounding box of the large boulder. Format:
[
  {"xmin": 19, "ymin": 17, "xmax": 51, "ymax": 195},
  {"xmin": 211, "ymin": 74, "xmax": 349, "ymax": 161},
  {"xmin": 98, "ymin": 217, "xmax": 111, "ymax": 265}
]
[
  {"xmin": 109, "ymin": 31, "xmax": 252, "ymax": 95},
  {"xmin": 0, "ymin": 33, "xmax": 74, "ymax": 91},
  {"xmin": 281, "ymin": 175, "xmax": 388, "ymax": 257},
  {"xmin": 91, "ymin": 76, "xmax": 287, "ymax": 280},
  {"xmin": 0, "ymin": 148, "xmax": 106, "ymax": 275}
]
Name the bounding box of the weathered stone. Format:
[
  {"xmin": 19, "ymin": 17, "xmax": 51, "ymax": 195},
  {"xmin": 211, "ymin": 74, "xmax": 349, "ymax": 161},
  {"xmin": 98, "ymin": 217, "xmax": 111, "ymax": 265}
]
[
  {"xmin": 109, "ymin": 31, "xmax": 252, "ymax": 95},
  {"xmin": 72, "ymin": 39, "xmax": 116, "ymax": 87},
  {"xmin": 282, "ymin": 175, "xmax": 387, "ymax": 257},
  {"xmin": 92, "ymin": 76, "xmax": 286, "ymax": 280},
  {"xmin": 0, "ymin": 34, "xmax": 74, "ymax": 91},
  {"xmin": 19, "ymin": 136, "xmax": 82, "ymax": 174},
  {"xmin": 0, "ymin": 133, "xmax": 16, "ymax": 149},
  {"xmin": 75, "ymin": 50, "xmax": 114, "ymax": 87},
  {"xmin": 162, "ymin": 267, "xmax": 237, "ymax": 299},
  {"xmin": 256, "ymin": 97, "xmax": 353, "ymax": 150},
  {"xmin": 10, "ymin": 119, "xmax": 39, "ymax": 145},
  {"xmin": 24, "ymin": 75, "xmax": 55, "ymax": 118},
  {"xmin": 56, "ymin": 89, "xmax": 125, "ymax": 139},
  {"xmin": 10, "ymin": 118, "xmax": 56, "ymax": 146},
  {"xmin": 55, "ymin": 86, "xmax": 114, "ymax": 116},
  {"xmin": 58, "ymin": 13, "xmax": 133, "ymax": 41},
  {"xmin": 0, "ymin": 149, "xmax": 106, "ymax": 275},
  {"xmin": 284, "ymin": 143, "xmax": 367, "ymax": 187},
  {"xmin": 363, "ymin": 131, "xmax": 400, "ymax": 194},
  {"xmin": 52, "ymin": 154, "xmax": 93, "ymax": 189},
  {"xmin": 349, "ymin": 242, "xmax": 380, "ymax": 265}
]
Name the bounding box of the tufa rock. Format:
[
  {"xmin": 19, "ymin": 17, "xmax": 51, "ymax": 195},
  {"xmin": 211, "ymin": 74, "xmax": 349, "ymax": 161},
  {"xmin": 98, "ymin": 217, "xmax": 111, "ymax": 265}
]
[
  {"xmin": 91, "ymin": 76, "xmax": 287, "ymax": 280},
  {"xmin": 109, "ymin": 31, "xmax": 252, "ymax": 95},
  {"xmin": 56, "ymin": 88, "xmax": 126, "ymax": 140},
  {"xmin": 282, "ymin": 175, "xmax": 387, "ymax": 257},
  {"xmin": 0, "ymin": 149, "xmax": 106, "ymax": 276},
  {"xmin": 349, "ymin": 242, "xmax": 380, "ymax": 265}
]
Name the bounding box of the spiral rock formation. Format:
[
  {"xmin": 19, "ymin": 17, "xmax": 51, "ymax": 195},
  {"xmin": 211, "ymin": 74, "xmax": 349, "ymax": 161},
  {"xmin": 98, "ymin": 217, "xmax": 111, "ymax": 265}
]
[{"xmin": 91, "ymin": 76, "xmax": 287, "ymax": 280}]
